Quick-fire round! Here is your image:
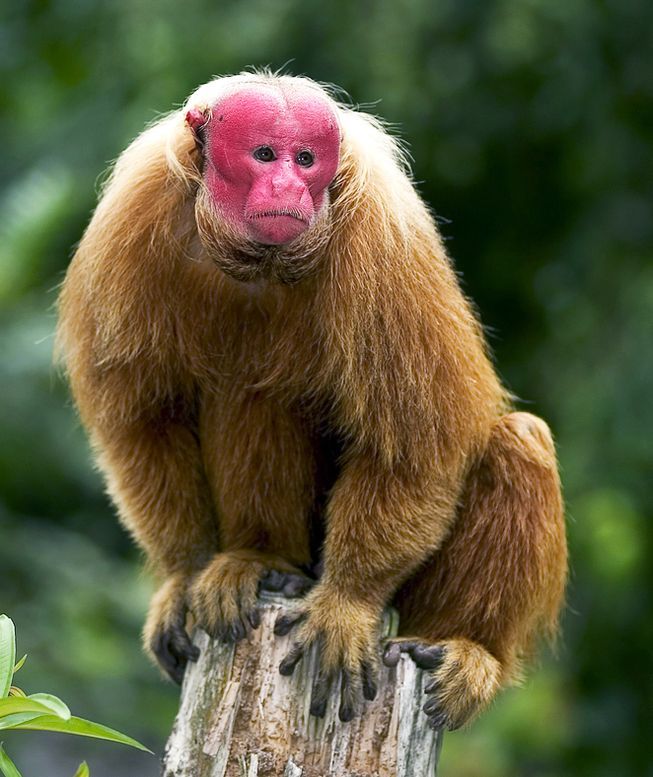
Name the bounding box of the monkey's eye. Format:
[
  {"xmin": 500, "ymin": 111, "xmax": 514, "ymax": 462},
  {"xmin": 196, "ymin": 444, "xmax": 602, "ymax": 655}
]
[
  {"xmin": 253, "ymin": 146, "xmax": 276, "ymax": 162},
  {"xmin": 296, "ymin": 150, "xmax": 314, "ymax": 167}
]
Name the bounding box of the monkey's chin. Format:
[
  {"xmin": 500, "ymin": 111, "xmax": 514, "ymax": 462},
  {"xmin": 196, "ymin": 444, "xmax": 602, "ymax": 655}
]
[
  {"xmin": 246, "ymin": 215, "xmax": 311, "ymax": 246},
  {"xmin": 196, "ymin": 189, "xmax": 332, "ymax": 285}
]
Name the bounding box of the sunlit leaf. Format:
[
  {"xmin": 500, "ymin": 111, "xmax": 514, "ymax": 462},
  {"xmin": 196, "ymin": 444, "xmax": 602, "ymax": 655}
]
[
  {"xmin": 0, "ymin": 744, "xmax": 22, "ymax": 777},
  {"xmin": 27, "ymin": 694, "xmax": 71, "ymax": 720},
  {"xmin": 0, "ymin": 618, "xmax": 16, "ymax": 699},
  {"xmin": 7, "ymin": 689, "xmax": 25, "ymax": 699},
  {"xmin": 11, "ymin": 715, "xmax": 152, "ymax": 752},
  {"xmin": 11, "ymin": 658, "xmax": 26, "ymax": 676},
  {"xmin": 0, "ymin": 698, "xmax": 64, "ymax": 718},
  {"xmin": 0, "ymin": 713, "xmax": 50, "ymax": 731},
  {"xmin": 73, "ymin": 762, "xmax": 90, "ymax": 777}
]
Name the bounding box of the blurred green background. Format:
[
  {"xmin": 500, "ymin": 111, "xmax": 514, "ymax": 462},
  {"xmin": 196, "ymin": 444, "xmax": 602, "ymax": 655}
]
[{"xmin": 1, "ymin": 0, "xmax": 651, "ymax": 775}]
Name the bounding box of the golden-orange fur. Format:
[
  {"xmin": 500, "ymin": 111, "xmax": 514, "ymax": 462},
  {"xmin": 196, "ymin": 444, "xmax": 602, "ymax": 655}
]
[{"xmin": 57, "ymin": 72, "xmax": 567, "ymax": 727}]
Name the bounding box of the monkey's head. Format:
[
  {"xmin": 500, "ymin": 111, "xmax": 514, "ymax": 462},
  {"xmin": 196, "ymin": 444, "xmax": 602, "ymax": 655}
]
[{"xmin": 186, "ymin": 78, "xmax": 341, "ymax": 284}]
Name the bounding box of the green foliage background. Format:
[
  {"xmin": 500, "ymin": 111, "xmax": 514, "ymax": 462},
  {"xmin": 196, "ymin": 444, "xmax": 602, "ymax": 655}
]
[{"xmin": 1, "ymin": 1, "xmax": 651, "ymax": 775}]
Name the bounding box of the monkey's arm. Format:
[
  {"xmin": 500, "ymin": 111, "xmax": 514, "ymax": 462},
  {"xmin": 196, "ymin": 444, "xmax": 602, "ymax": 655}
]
[
  {"xmin": 276, "ymin": 452, "xmax": 458, "ymax": 721},
  {"xmin": 60, "ymin": 333, "xmax": 219, "ymax": 682},
  {"xmin": 90, "ymin": 403, "xmax": 218, "ymax": 683}
]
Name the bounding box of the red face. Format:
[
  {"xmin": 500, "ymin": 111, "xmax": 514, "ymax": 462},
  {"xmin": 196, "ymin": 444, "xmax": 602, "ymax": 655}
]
[{"xmin": 187, "ymin": 86, "xmax": 341, "ymax": 245}]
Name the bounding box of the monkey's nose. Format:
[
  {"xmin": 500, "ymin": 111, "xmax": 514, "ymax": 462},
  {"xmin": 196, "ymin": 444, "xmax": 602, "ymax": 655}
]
[{"xmin": 270, "ymin": 169, "xmax": 306, "ymax": 199}]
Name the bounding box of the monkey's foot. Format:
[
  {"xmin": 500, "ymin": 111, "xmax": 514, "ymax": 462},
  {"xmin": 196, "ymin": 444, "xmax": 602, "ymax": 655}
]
[
  {"xmin": 383, "ymin": 637, "xmax": 502, "ymax": 730},
  {"xmin": 258, "ymin": 568, "xmax": 315, "ymax": 598},
  {"xmin": 144, "ymin": 574, "xmax": 199, "ymax": 685},
  {"xmin": 189, "ymin": 550, "xmax": 309, "ymax": 643},
  {"xmin": 274, "ymin": 585, "xmax": 380, "ymax": 722}
]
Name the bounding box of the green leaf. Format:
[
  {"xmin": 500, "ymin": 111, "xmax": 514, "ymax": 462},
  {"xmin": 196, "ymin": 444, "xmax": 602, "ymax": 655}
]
[
  {"xmin": 0, "ymin": 744, "xmax": 22, "ymax": 777},
  {"xmin": 0, "ymin": 617, "xmax": 16, "ymax": 699},
  {"xmin": 0, "ymin": 698, "xmax": 63, "ymax": 719},
  {"xmin": 0, "ymin": 713, "xmax": 50, "ymax": 731},
  {"xmin": 73, "ymin": 762, "xmax": 89, "ymax": 777},
  {"xmin": 11, "ymin": 658, "xmax": 26, "ymax": 676},
  {"xmin": 27, "ymin": 694, "xmax": 71, "ymax": 720},
  {"xmin": 11, "ymin": 715, "xmax": 152, "ymax": 753}
]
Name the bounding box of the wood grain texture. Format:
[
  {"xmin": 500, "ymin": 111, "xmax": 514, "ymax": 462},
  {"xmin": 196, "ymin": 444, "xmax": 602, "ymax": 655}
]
[{"xmin": 163, "ymin": 595, "xmax": 442, "ymax": 777}]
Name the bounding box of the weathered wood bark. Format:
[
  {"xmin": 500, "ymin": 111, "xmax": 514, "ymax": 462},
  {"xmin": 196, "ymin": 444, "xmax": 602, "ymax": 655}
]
[{"xmin": 163, "ymin": 595, "xmax": 443, "ymax": 777}]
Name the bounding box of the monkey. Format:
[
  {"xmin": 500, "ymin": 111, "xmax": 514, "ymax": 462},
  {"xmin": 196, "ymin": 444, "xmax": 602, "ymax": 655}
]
[{"xmin": 56, "ymin": 71, "xmax": 567, "ymax": 730}]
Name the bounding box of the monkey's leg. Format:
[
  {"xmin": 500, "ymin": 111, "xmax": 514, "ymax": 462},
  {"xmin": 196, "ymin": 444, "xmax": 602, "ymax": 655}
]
[
  {"xmin": 274, "ymin": 452, "xmax": 463, "ymax": 721},
  {"xmin": 386, "ymin": 412, "xmax": 567, "ymax": 730},
  {"xmin": 189, "ymin": 389, "xmax": 317, "ymax": 641}
]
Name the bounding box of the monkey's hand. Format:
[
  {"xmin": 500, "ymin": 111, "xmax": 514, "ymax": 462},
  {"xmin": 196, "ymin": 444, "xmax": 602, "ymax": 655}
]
[
  {"xmin": 274, "ymin": 586, "xmax": 380, "ymax": 721},
  {"xmin": 144, "ymin": 573, "xmax": 199, "ymax": 685},
  {"xmin": 189, "ymin": 550, "xmax": 312, "ymax": 643}
]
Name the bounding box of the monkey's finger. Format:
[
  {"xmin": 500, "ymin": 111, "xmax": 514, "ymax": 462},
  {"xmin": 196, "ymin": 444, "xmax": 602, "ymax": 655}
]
[
  {"xmin": 338, "ymin": 668, "xmax": 361, "ymax": 722},
  {"xmin": 260, "ymin": 570, "xmax": 313, "ymax": 598},
  {"xmin": 247, "ymin": 608, "xmax": 261, "ymax": 629},
  {"xmin": 167, "ymin": 659, "xmax": 186, "ymax": 686},
  {"xmin": 274, "ymin": 610, "xmax": 307, "ymax": 636},
  {"xmin": 169, "ymin": 624, "xmax": 200, "ymax": 663},
  {"xmin": 382, "ymin": 642, "xmax": 401, "ymax": 667},
  {"xmin": 310, "ymin": 667, "xmax": 335, "ymax": 719},
  {"xmin": 361, "ymin": 660, "xmax": 378, "ymax": 701},
  {"xmin": 225, "ymin": 617, "xmax": 248, "ymax": 643},
  {"xmin": 153, "ymin": 632, "xmax": 186, "ymax": 685},
  {"xmin": 259, "ymin": 569, "xmax": 286, "ymax": 592},
  {"xmin": 423, "ymin": 695, "xmax": 443, "ymax": 715},
  {"xmin": 428, "ymin": 710, "xmax": 449, "ymax": 730},
  {"xmin": 382, "ymin": 640, "xmax": 421, "ymax": 667},
  {"xmin": 279, "ymin": 642, "xmax": 305, "ymax": 676},
  {"xmin": 424, "ymin": 677, "xmax": 438, "ymax": 693},
  {"xmin": 421, "ymin": 689, "xmax": 449, "ymax": 729},
  {"xmin": 410, "ymin": 644, "xmax": 445, "ymax": 670},
  {"xmin": 282, "ymin": 574, "xmax": 314, "ymax": 598}
]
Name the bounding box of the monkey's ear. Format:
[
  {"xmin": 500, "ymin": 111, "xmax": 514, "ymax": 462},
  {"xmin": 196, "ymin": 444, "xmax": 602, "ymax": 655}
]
[{"xmin": 185, "ymin": 107, "xmax": 208, "ymax": 151}]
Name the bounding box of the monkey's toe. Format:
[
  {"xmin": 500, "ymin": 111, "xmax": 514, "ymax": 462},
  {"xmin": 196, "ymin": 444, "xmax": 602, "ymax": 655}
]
[
  {"xmin": 385, "ymin": 637, "xmax": 504, "ymax": 730},
  {"xmin": 382, "ymin": 639, "xmax": 446, "ymax": 670},
  {"xmin": 259, "ymin": 569, "xmax": 314, "ymax": 598}
]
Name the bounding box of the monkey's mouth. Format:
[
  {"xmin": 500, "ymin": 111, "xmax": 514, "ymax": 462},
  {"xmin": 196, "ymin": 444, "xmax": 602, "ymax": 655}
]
[
  {"xmin": 244, "ymin": 208, "xmax": 312, "ymax": 246},
  {"xmin": 246, "ymin": 208, "xmax": 309, "ymax": 224}
]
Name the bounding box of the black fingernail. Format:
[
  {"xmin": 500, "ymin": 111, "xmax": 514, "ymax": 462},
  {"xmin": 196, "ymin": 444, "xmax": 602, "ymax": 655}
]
[
  {"xmin": 311, "ymin": 671, "xmax": 332, "ymax": 718},
  {"xmin": 430, "ymin": 712, "xmax": 448, "ymax": 730},
  {"xmin": 423, "ymin": 697, "xmax": 441, "ymax": 715},
  {"xmin": 274, "ymin": 613, "xmax": 302, "ymax": 636},
  {"xmin": 274, "ymin": 618, "xmax": 293, "ymax": 636},
  {"xmin": 310, "ymin": 697, "xmax": 328, "ymax": 718},
  {"xmin": 279, "ymin": 648, "xmax": 303, "ymax": 676},
  {"xmin": 424, "ymin": 678, "xmax": 438, "ymax": 694},
  {"xmin": 248, "ymin": 609, "xmax": 261, "ymax": 629},
  {"xmin": 361, "ymin": 661, "xmax": 377, "ymax": 700},
  {"xmin": 170, "ymin": 663, "xmax": 185, "ymax": 685},
  {"xmin": 339, "ymin": 702, "xmax": 355, "ymax": 722}
]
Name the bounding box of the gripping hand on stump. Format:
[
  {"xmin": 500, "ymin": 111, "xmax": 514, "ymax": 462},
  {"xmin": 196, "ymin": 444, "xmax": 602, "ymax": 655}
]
[
  {"xmin": 275, "ymin": 587, "xmax": 380, "ymax": 722},
  {"xmin": 189, "ymin": 550, "xmax": 312, "ymax": 645}
]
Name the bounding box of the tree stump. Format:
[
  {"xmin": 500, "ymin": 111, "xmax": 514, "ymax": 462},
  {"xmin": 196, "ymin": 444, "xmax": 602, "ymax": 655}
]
[{"xmin": 163, "ymin": 594, "xmax": 443, "ymax": 777}]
